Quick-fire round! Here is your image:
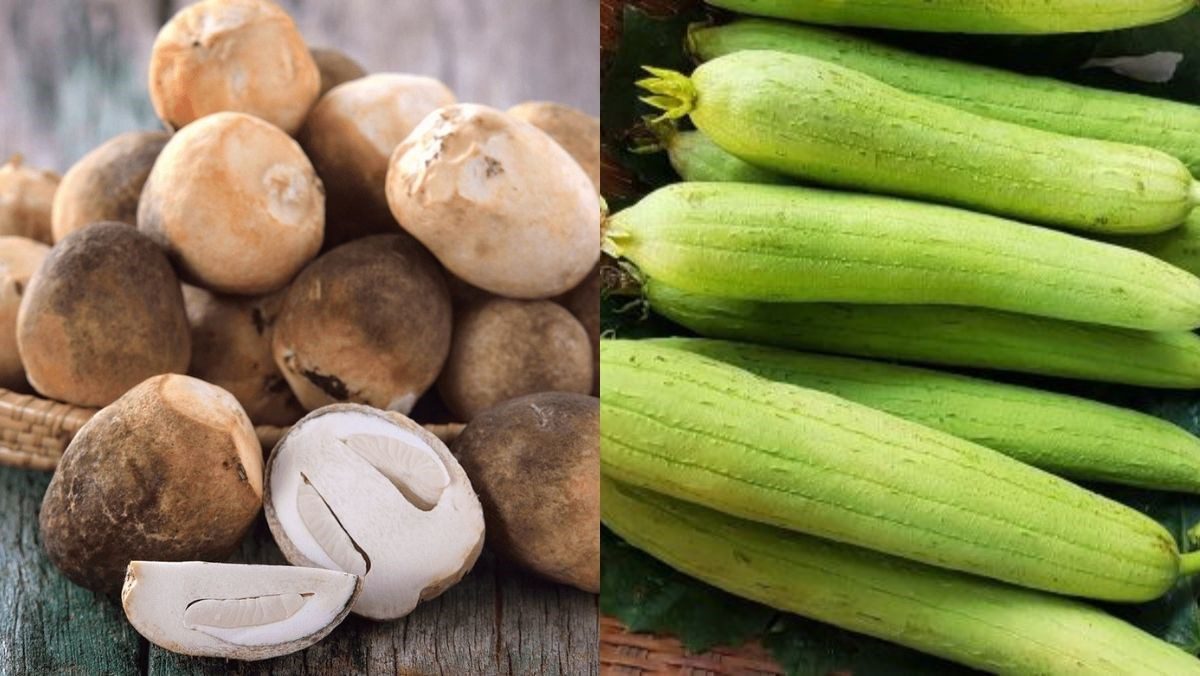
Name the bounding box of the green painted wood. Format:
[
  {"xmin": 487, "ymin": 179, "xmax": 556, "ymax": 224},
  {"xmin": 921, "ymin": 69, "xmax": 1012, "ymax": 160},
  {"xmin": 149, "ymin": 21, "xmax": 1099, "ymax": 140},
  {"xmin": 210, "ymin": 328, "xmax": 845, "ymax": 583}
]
[
  {"xmin": 0, "ymin": 467, "xmax": 597, "ymax": 675},
  {"xmin": 0, "ymin": 466, "xmax": 143, "ymax": 675},
  {"xmin": 148, "ymin": 519, "xmax": 599, "ymax": 675}
]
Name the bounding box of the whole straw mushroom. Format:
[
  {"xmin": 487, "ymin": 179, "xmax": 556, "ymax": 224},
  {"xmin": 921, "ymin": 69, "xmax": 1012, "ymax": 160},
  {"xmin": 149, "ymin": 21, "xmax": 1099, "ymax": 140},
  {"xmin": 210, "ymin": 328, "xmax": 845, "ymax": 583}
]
[
  {"xmin": 310, "ymin": 47, "xmax": 367, "ymax": 98},
  {"xmin": 182, "ymin": 285, "xmax": 305, "ymax": 426},
  {"xmin": 138, "ymin": 112, "xmax": 324, "ymax": 295},
  {"xmin": 148, "ymin": 0, "xmax": 320, "ymax": 134},
  {"xmin": 40, "ymin": 374, "xmax": 262, "ymax": 593},
  {"xmin": 301, "ymin": 74, "xmax": 455, "ymax": 246},
  {"xmin": 16, "ymin": 223, "xmax": 191, "ymax": 408},
  {"xmin": 438, "ymin": 298, "xmax": 593, "ymax": 420},
  {"xmin": 0, "ymin": 237, "xmax": 50, "ymax": 391},
  {"xmin": 51, "ymin": 130, "xmax": 169, "ymax": 242},
  {"xmin": 508, "ymin": 101, "xmax": 600, "ymax": 191},
  {"xmin": 271, "ymin": 234, "xmax": 452, "ymax": 414},
  {"xmin": 386, "ymin": 104, "xmax": 600, "ymax": 299},
  {"xmin": 0, "ymin": 155, "xmax": 58, "ymax": 243}
]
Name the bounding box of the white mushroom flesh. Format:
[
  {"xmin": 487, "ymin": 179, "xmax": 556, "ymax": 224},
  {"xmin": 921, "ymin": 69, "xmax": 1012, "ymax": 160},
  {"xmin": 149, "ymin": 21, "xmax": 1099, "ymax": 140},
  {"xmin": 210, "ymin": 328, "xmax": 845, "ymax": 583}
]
[
  {"xmin": 266, "ymin": 408, "xmax": 484, "ymax": 620},
  {"xmin": 122, "ymin": 561, "xmax": 359, "ymax": 660}
]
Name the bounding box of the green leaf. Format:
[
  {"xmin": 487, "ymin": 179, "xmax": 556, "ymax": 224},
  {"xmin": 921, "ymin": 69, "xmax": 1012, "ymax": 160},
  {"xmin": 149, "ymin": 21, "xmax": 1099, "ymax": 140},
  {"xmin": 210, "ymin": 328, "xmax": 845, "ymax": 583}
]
[
  {"xmin": 865, "ymin": 10, "xmax": 1200, "ymax": 105},
  {"xmin": 600, "ymin": 528, "xmax": 773, "ymax": 653},
  {"xmin": 600, "ymin": 5, "xmax": 706, "ymax": 190},
  {"xmin": 602, "ymin": 526, "xmax": 976, "ymax": 675},
  {"xmin": 763, "ymin": 615, "xmax": 978, "ymax": 676}
]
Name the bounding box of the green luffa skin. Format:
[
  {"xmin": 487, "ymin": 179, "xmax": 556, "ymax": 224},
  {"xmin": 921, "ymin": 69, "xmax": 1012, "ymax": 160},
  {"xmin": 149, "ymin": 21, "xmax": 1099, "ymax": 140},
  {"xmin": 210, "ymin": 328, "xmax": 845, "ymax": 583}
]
[
  {"xmin": 602, "ymin": 479, "xmax": 1200, "ymax": 675},
  {"xmin": 688, "ymin": 19, "xmax": 1200, "ymax": 173},
  {"xmin": 702, "ymin": 0, "xmax": 1193, "ymax": 35},
  {"xmin": 653, "ymin": 134, "xmax": 1200, "ymax": 277},
  {"xmin": 666, "ymin": 130, "xmax": 791, "ymax": 184},
  {"xmin": 1109, "ymin": 211, "xmax": 1200, "ymax": 277},
  {"xmin": 600, "ymin": 339, "xmax": 1185, "ymax": 602},
  {"xmin": 645, "ymin": 281, "xmax": 1200, "ymax": 388},
  {"xmin": 640, "ymin": 51, "xmax": 1200, "ymax": 234},
  {"xmin": 604, "ymin": 182, "xmax": 1200, "ymax": 331},
  {"xmin": 648, "ymin": 337, "xmax": 1200, "ymax": 493}
]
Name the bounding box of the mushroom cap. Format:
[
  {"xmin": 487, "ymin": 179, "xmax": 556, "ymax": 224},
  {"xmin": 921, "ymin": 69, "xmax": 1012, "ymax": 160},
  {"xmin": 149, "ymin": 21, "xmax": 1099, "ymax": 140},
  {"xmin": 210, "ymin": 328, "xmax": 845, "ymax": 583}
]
[
  {"xmin": 40, "ymin": 374, "xmax": 262, "ymax": 593},
  {"xmin": 16, "ymin": 222, "xmax": 191, "ymax": 407},
  {"xmin": 555, "ymin": 263, "xmax": 600, "ymax": 394},
  {"xmin": 309, "ymin": 47, "xmax": 367, "ymax": 98},
  {"xmin": 507, "ymin": 101, "xmax": 600, "ymax": 191},
  {"xmin": 438, "ymin": 298, "xmax": 593, "ymax": 420},
  {"xmin": 148, "ymin": 0, "xmax": 320, "ymax": 134},
  {"xmin": 0, "ymin": 154, "xmax": 59, "ymax": 243},
  {"xmin": 385, "ymin": 104, "xmax": 601, "ymax": 299},
  {"xmin": 51, "ymin": 130, "xmax": 170, "ymax": 242},
  {"xmin": 122, "ymin": 560, "xmax": 360, "ymax": 661},
  {"xmin": 264, "ymin": 404, "xmax": 485, "ymax": 620},
  {"xmin": 138, "ymin": 112, "xmax": 324, "ymax": 295},
  {"xmin": 454, "ymin": 392, "xmax": 599, "ymax": 592},
  {"xmin": 0, "ymin": 236, "xmax": 50, "ymax": 389},
  {"xmin": 301, "ymin": 74, "xmax": 455, "ymax": 247},
  {"xmin": 183, "ymin": 285, "xmax": 305, "ymax": 426},
  {"xmin": 271, "ymin": 234, "xmax": 451, "ymax": 414}
]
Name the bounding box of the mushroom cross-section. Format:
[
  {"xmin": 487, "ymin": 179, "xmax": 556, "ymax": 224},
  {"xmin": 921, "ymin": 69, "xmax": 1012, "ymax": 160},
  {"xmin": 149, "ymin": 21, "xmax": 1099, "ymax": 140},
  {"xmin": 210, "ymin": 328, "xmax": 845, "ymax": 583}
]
[
  {"xmin": 264, "ymin": 404, "xmax": 485, "ymax": 620},
  {"xmin": 121, "ymin": 561, "xmax": 360, "ymax": 661}
]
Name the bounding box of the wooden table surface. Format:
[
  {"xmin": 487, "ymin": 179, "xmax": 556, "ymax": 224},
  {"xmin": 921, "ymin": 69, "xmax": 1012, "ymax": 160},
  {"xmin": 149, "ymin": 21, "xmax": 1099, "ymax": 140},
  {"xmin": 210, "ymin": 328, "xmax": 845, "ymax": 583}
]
[
  {"xmin": 0, "ymin": 464, "xmax": 598, "ymax": 675},
  {"xmin": 0, "ymin": 1, "xmax": 600, "ymax": 674}
]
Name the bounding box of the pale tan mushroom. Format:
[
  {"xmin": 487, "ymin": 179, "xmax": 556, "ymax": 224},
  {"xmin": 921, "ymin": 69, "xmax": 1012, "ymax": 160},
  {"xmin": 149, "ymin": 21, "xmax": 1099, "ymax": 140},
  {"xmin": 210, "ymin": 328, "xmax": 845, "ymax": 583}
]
[{"xmin": 149, "ymin": 0, "xmax": 320, "ymax": 134}]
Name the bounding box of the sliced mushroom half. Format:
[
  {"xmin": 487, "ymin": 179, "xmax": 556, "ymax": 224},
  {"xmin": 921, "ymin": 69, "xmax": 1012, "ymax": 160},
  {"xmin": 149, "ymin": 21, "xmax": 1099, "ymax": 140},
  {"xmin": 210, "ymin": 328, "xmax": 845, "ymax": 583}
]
[
  {"xmin": 121, "ymin": 561, "xmax": 360, "ymax": 660},
  {"xmin": 264, "ymin": 404, "xmax": 485, "ymax": 620}
]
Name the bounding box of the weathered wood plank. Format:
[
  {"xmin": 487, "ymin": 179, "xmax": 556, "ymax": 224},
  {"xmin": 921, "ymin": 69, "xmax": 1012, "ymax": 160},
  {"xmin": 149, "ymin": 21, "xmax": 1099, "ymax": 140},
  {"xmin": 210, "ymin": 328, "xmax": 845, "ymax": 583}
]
[
  {"xmin": 497, "ymin": 561, "xmax": 599, "ymax": 676},
  {"xmin": 0, "ymin": 471, "xmax": 598, "ymax": 675},
  {"xmin": 148, "ymin": 519, "xmax": 598, "ymax": 675},
  {"xmin": 0, "ymin": 467, "xmax": 143, "ymax": 676}
]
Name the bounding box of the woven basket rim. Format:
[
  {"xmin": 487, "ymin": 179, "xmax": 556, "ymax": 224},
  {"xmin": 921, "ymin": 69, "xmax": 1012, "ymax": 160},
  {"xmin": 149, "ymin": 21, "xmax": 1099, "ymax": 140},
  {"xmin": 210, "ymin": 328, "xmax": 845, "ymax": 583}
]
[{"xmin": 0, "ymin": 386, "xmax": 465, "ymax": 471}]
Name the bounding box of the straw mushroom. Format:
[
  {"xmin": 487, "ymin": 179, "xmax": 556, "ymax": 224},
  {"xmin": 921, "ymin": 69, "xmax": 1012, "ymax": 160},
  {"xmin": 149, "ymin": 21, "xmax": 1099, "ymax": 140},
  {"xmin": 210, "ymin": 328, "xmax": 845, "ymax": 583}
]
[
  {"xmin": 556, "ymin": 264, "xmax": 600, "ymax": 394},
  {"xmin": 148, "ymin": 0, "xmax": 320, "ymax": 134},
  {"xmin": 271, "ymin": 234, "xmax": 451, "ymax": 414},
  {"xmin": 0, "ymin": 237, "xmax": 50, "ymax": 391},
  {"xmin": 122, "ymin": 561, "xmax": 360, "ymax": 660},
  {"xmin": 310, "ymin": 47, "xmax": 367, "ymax": 98},
  {"xmin": 183, "ymin": 285, "xmax": 305, "ymax": 426},
  {"xmin": 138, "ymin": 112, "xmax": 324, "ymax": 295},
  {"xmin": 16, "ymin": 223, "xmax": 190, "ymax": 407},
  {"xmin": 385, "ymin": 104, "xmax": 600, "ymax": 299},
  {"xmin": 508, "ymin": 101, "xmax": 600, "ymax": 191},
  {"xmin": 0, "ymin": 155, "xmax": 58, "ymax": 243},
  {"xmin": 264, "ymin": 404, "xmax": 485, "ymax": 620},
  {"xmin": 301, "ymin": 74, "xmax": 455, "ymax": 246},
  {"xmin": 40, "ymin": 375, "xmax": 262, "ymax": 593},
  {"xmin": 438, "ymin": 298, "xmax": 593, "ymax": 420},
  {"xmin": 51, "ymin": 130, "xmax": 169, "ymax": 242},
  {"xmin": 454, "ymin": 392, "xmax": 599, "ymax": 592}
]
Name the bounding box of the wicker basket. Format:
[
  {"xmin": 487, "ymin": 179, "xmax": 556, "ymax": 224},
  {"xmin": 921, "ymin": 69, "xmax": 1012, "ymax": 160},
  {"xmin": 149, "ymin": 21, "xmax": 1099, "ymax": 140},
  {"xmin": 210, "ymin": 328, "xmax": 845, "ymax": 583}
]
[
  {"xmin": 0, "ymin": 387, "xmax": 93, "ymax": 470},
  {"xmin": 0, "ymin": 386, "xmax": 290, "ymax": 470},
  {"xmin": 0, "ymin": 386, "xmax": 464, "ymax": 471},
  {"xmin": 601, "ymin": 617, "xmax": 784, "ymax": 675},
  {"xmin": 599, "ymin": 0, "xmax": 786, "ymax": 672}
]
